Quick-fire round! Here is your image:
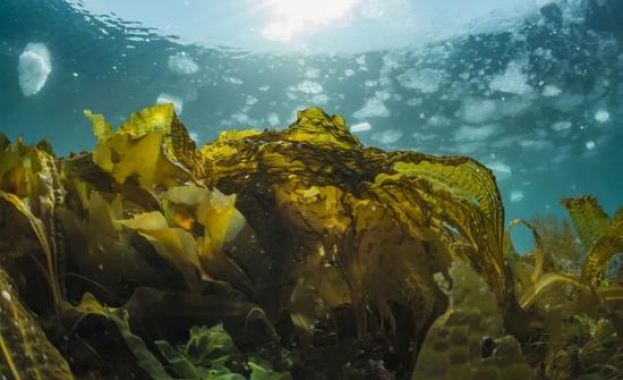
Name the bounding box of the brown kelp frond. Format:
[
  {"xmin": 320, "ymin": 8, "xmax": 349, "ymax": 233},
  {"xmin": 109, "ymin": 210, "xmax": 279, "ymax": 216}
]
[
  {"xmin": 6, "ymin": 104, "xmax": 623, "ymax": 378},
  {"xmin": 386, "ymin": 156, "xmax": 505, "ymax": 302},
  {"xmin": 194, "ymin": 106, "xmax": 506, "ymax": 347},
  {"xmin": 528, "ymin": 214, "xmax": 582, "ymax": 276},
  {"xmin": 581, "ymin": 208, "xmax": 623, "ymax": 282},
  {"xmin": 560, "ymin": 195, "xmax": 611, "ymax": 254},
  {"xmin": 0, "ymin": 191, "xmax": 62, "ymax": 310},
  {"xmin": 509, "ymin": 218, "xmax": 545, "ymax": 283},
  {"xmin": 560, "ymin": 196, "xmax": 623, "ymax": 283},
  {"xmin": 0, "ymin": 266, "xmax": 74, "ymax": 379},
  {"xmin": 85, "ymin": 105, "xmax": 194, "ymax": 192},
  {"xmin": 518, "ymin": 272, "xmax": 590, "ymax": 310}
]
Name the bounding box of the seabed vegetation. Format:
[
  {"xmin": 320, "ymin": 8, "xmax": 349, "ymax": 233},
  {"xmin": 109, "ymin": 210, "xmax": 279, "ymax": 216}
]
[{"xmin": 0, "ymin": 104, "xmax": 622, "ymax": 379}]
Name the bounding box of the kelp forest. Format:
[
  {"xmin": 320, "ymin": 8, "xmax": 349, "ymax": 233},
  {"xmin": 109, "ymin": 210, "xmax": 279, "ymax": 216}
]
[{"xmin": 0, "ymin": 104, "xmax": 622, "ymax": 379}]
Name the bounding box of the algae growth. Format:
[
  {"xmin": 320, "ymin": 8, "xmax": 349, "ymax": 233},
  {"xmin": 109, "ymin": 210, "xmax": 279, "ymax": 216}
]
[{"xmin": 0, "ymin": 104, "xmax": 621, "ymax": 379}]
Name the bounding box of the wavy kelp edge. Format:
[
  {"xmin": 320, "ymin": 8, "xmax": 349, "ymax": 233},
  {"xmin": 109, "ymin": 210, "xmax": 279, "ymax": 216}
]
[{"xmin": 0, "ymin": 105, "xmax": 621, "ymax": 379}]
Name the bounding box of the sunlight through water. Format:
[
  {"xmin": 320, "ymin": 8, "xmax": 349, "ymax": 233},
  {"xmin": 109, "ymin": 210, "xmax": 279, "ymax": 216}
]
[{"xmin": 261, "ymin": 0, "xmax": 358, "ymax": 41}]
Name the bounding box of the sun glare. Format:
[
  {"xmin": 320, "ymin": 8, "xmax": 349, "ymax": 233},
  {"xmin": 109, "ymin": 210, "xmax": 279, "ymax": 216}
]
[{"xmin": 261, "ymin": 0, "xmax": 358, "ymax": 42}]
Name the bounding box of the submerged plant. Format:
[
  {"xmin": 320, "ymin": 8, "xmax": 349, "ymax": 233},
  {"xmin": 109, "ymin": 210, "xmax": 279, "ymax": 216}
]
[{"xmin": 0, "ymin": 104, "xmax": 620, "ymax": 379}]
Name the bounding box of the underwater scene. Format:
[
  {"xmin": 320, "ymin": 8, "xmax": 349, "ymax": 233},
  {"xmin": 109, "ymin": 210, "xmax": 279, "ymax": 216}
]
[{"xmin": 1, "ymin": 0, "xmax": 623, "ymax": 379}]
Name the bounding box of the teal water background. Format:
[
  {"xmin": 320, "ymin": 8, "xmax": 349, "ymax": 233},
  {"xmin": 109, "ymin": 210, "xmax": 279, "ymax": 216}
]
[{"xmin": 1, "ymin": 0, "xmax": 622, "ymax": 252}]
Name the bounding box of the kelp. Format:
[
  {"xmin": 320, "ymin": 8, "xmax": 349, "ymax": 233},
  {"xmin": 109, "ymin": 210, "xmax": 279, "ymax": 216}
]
[
  {"xmin": 0, "ymin": 266, "xmax": 73, "ymax": 379},
  {"xmin": 0, "ymin": 104, "xmax": 621, "ymax": 379},
  {"xmin": 506, "ymin": 199, "xmax": 623, "ymax": 379},
  {"xmin": 560, "ymin": 196, "xmax": 611, "ymax": 254},
  {"xmin": 191, "ymin": 107, "xmax": 506, "ymax": 343},
  {"xmin": 560, "ymin": 196, "xmax": 623, "ymax": 282}
]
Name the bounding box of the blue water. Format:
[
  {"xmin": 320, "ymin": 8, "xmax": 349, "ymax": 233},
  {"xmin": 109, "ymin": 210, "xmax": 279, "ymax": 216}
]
[{"xmin": 1, "ymin": 0, "xmax": 622, "ymax": 252}]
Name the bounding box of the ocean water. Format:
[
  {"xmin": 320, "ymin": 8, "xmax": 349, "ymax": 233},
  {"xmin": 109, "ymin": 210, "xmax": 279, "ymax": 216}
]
[{"xmin": 1, "ymin": 0, "xmax": 622, "ymax": 252}]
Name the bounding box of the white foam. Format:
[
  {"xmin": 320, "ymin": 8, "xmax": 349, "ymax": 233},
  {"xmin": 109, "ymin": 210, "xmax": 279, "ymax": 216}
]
[
  {"xmin": 167, "ymin": 54, "xmax": 199, "ymax": 75},
  {"xmin": 312, "ymin": 93, "xmax": 329, "ymax": 104},
  {"xmin": 460, "ymin": 99, "xmax": 498, "ymax": 124},
  {"xmin": 489, "ymin": 59, "xmax": 533, "ymax": 95},
  {"xmin": 231, "ymin": 112, "xmax": 251, "ymax": 125},
  {"xmin": 486, "ymin": 161, "xmax": 512, "ymax": 180},
  {"xmin": 296, "ymin": 80, "xmax": 324, "ymax": 94},
  {"xmin": 245, "ymin": 95, "xmax": 258, "ymax": 107},
  {"xmin": 594, "ymin": 109, "xmax": 610, "ymax": 123},
  {"xmin": 267, "ymin": 112, "xmax": 280, "ymax": 127},
  {"xmin": 519, "ymin": 138, "xmax": 551, "ymax": 151},
  {"xmin": 156, "ymin": 93, "xmax": 183, "ymax": 115},
  {"xmin": 585, "ymin": 140, "xmax": 596, "ymax": 150},
  {"xmin": 552, "ymin": 121, "xmax": 572, "ymax": 132},
  {"xmin": 350, "ymin": 121, "xmax": 372, "ymax": 133},
  {"xmin": 353, "ymin": 92, "xmax": 391, "ymax": 119},
  {"xmin": 371, "ymin": 130, "xmax": 403, "ymax": 144},
  {"xmin": 454, "ymin": 125, "xmax": 496, "ymax": 142},
  {"xmin": 542, "ymin": 84, "xmax": 561, "ymax": 97},
  {"xmin": 304, "ymin": 67, "xmax": 321, "ymax": 79},
  {"xmin": 510, "ymin": 189, "xmax": 524, "ymax": 203},
  {"xmin": 412, "ymin": 131, "xmax": 438, "ymax": 142},
  {"xmin": 536, "ymin": 0, "xmax": 555, "ymax": 9},
  {"xmin": 18, "ymin": 43, "xmax": 52, "ymax": 97},
  {"xmin": 397, "ymin": 68, "xmax": 444, "ymax": 93},
  {"xmin": 224, "ymin": 77, "xmax": 243, "ymax": 85}
]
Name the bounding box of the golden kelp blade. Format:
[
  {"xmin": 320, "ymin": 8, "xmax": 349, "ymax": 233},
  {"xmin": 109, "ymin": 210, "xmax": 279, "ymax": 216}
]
[
  {"xmin": 85, "ymin": 104, "xmax": 202, "ymax": 176},
  {"xmin": 84, "ymin": 110, "xmax": 113, "ymax": 144},
  {"xmin": 509, "ymin": 218, "xmax": 545, "ymax": 283},
  {"xmin": 518, "ymin": 272, "xmax": 589, "ymax": 310},
  {"xmin": 192, "ymin": 107, "xmax": 507, "ymax": 339},
  {"xmin": 0, "ymin": 267, "xmax": 74, "ymax": 379},
  {"xmin": 0, "ymin": 191, "xmax": 61, "ymax": 309},
  {"xmin": 560, "ymin": 195, "xmax": 611, "ymax": 253},
  {"xmin": 581, "ymin": 208, "xmax": 623, "ymax": 282},
  {"xmin": 390, "ymin": 157, "xmax": 505, "ymax": 295}
]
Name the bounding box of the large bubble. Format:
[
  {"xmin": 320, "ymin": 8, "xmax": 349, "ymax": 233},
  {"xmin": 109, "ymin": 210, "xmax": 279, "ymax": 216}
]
[{"xmin": 18, "ymin": 43, "xmax": 52, "ymax": 97}]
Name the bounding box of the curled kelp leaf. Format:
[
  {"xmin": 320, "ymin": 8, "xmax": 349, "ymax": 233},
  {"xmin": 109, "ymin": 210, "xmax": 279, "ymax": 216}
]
[
  {"xmin": 581, "ymin": 209, "xmax": 623, "ymax": 282},
  {"xmin": 0, "ymin": 105, "xmax": 518, "ymax": 377},
  {"xmin": 85, "ymin": 104, "xmax": 203, "ymax": 180},
  {"xmin": 86, "ymin": 108, "xmax": 193, "ymax": 192},
  {"xmin": 188, "ymin": 107, "xmax": 506, "ymax": 353},
  {"xmin": 518, "ymin": 272, "xmax": 591, "ymax": 310},
  {"xmin": 390, "ymin": 155, "xmax": 504, "ymax": 258},
  {"xmin": 509, "ymin": 218, "xmax": 545, "ymax": 283},
  {"xmin": 560, "ymin": 196, "xmax": 623, "ymax": 282},
  {"xmin": 561, "ymin": 195, "xmax": 611, "ymax": 254}
]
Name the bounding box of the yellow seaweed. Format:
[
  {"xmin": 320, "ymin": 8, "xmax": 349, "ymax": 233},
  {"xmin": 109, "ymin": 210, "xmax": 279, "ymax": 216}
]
[
  {"xmin": 0, "ymin": 266, "xmax": 74, "ymax": 379},
  {"xmin": 0, "ymin": 191, "xmax": 62, "ymax": 310},
  {"xmin": 581, "ymin": 209, "xmax": 623, "ymax": 282},
  {"xmin": 560, "ymin": 195, "xmax": 611, "ymax": 254}
]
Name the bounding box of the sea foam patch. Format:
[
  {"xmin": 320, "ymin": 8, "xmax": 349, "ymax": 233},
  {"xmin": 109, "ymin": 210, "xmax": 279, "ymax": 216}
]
[
  {"xmin": 156, "ymin": 93, "xmax": 183, "ymax": 115},
  {"xmin": 350, "ymin": 121, "xmax": 372, "ymax": 133},
  {"xmin": 486, "ymin": 161, "xmax": 512, "ymax": 180},
  {"xmin": 18, "ymin": 43, "xmax": 52, "ymax": 97},
  {"xmin": 168, "ymin": 54, "xmax": 199, "ymax": 75},
  {"xmin": 510, "ymin": 189, "xmax": 524, "ymax": 203}
]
